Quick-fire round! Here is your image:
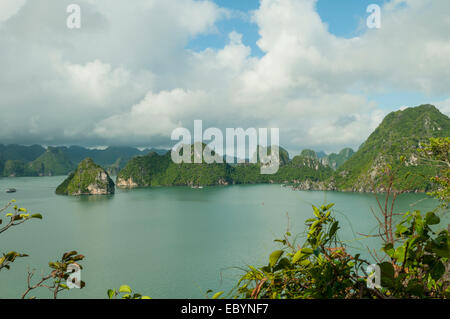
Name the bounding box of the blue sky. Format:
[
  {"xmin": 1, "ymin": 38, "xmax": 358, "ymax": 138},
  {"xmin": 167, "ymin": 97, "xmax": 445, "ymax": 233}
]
[
  {"xmin": 188, "ymin": 0, "xmax": 390, "ymax": 55},
  {"xmin": 187, "ymin": 0, "xmax": 440, "ymax": 113},
  {"xmin": 0, "ymin": 0, "xmax": 448, "ymax": 151}
]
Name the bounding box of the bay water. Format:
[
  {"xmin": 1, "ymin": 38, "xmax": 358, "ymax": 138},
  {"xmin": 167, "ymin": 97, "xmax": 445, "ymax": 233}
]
[{"xmin": 0, "ymin": 176, "xmax": 444, "ymax": 299}]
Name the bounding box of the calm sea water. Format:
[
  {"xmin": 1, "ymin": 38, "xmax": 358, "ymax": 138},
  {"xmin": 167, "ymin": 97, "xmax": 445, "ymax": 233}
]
[{"xmin": 0, "ymin": 176, "xmax": 445, "ymax": 299}]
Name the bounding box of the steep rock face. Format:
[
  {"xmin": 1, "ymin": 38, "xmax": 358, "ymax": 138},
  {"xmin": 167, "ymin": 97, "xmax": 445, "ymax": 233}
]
[
  {"xmin": 116, "ymin": 151, "xmax": 172, "ymax": 188},
  {"xmin": 116, "ymin": 177, "xmax": 139, "ymax": 188},
  {"xmin": 117, "ymin": 144, "xmax": 333, "ymax": 187},
  {"xmin": 56, "ymin": 158, "xmax": 115, "ymax": 195},
  {"xmin": 117, "ymin": 147, "xmax": 232, "ymax": 188},
  {"xmin": 321, "ymin": 148, "xmax": 355, "ymax": 170}
]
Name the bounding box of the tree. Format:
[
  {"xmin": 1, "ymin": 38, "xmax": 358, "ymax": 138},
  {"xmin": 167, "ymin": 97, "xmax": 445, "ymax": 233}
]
[{"xmin": 222, "ymin": 138, "xmax": 449, "ymax": 299}]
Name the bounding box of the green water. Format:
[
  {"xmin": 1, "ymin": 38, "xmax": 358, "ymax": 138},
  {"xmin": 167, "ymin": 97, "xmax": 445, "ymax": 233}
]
[{"xmin": 0, "ymin": 176, "xmax": 443, "ymax": 299}]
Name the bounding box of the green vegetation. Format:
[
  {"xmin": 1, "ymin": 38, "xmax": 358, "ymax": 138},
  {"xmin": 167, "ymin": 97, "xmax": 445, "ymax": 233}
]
[
  {"xmin": 1, "ymin": 200, "xmax": 148, "ymax": 299},
  {"xmin": 0, "ymin": 144, "xmax": 46, "ymax": 162},
  {"xmin": 0, "ymin": 147, "xmax": 75, "ymax": 177},
  {"xmin": 29, "ymin": 147, "xmax": 75, "ymax": 176},
  {"xmin": 117, "ymin": 144, "xmax": 333, "ymax": 187},
  {"xmin": 107, "ymin": 285, "xmax": 151, "ymax": 299},
  {"xmin": 323, "ymin": 148, "xmax": 355, "ymax": 170},
  {"xmin": 419, "ymin": 137, "xmax": 450, "ymax": 205},
  {"xmin": 115, "ymin": 105, "xmax": 449, "ymax": 193},
  {"xmin": 334, "ymin": 104, "xmax": 450, "ymax": 192},
  {"xmin": 222, "ymin": 202, "xmax": 448, "ymax": 299},
  {"xmin": 3, "ymin": 105, "xmax": 447, "ymax": 195},
  {"xmin": 2, "ymin": 160, "xmax": 36, "ymax": 177},
  {"xmin": 0, "ymin": 200, "xmax": 85, "ymax": 299},
  {"xmin": 0, "ymin": 144, "xmax": 167, "ymax": 177},
  {"xmin": 56, "ymin": 158, "xmax": 115, "ymax": 196},
  {"xmin": 117, "ymin": 147, "xmax": 231, "ymax": 187},
  {"xmin": 211, "ymin": 138, "xmax": 450, "ymax": 299},
  {"xmin": 1, "ymin": 139, "xmax": 448, "ymax": 299},
  {"xmin": 63, "ymin": 145, "xmax": 167, "ymax": 167}
]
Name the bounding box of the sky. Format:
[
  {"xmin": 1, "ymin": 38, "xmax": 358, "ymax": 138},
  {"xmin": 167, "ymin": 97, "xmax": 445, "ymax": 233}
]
[{"xmin": 0, "ymin": 0, "xmax": 449, "ymax": 156}]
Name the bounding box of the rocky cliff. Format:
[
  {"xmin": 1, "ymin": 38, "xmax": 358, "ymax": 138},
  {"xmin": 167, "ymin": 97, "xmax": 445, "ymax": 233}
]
[{"xmin": 56, "ymin": 158, "xmax": 115, "ymax": 195}]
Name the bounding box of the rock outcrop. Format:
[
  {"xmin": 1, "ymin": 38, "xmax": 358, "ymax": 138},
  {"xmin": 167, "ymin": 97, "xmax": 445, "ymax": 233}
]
[{"xmin": 56, "ymin": 158, "xmax": 115, "ymax": 195}]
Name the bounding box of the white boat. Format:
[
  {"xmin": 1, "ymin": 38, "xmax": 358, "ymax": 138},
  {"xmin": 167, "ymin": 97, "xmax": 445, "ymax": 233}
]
[{"xmin": 6, "ymin": 188, "xmax": 17, "ymax": 193}]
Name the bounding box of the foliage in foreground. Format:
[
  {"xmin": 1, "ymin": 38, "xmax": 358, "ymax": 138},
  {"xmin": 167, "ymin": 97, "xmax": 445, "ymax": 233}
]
[
  {"xmin": 107, "ymin": 285, "xmax": 151, "ymax": 299},
  {"xmin": 225, "ymin": 204, "xmax": 448, "ymax": 299},
  {"xmin": 217, "ymin": 138, "xmax": 450, "ymax": 299},
  {"xmin": 1, "ymin": 200, "xmax": 147, "ymax": 299}
]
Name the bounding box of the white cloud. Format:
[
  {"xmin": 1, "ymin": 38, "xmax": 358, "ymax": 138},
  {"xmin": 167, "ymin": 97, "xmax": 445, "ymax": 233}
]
[
  {"xmin": 435, "ymin": 98, "xmax": 450, "ymax": 117},
  {"xmin": 0, "ymin": 0, "xmax": 448, "ymax": 152},
  {"xmin": 0, "ymin": 0, "xmax": 26, "ymax": 22},
  {"xmin": 60, "ymin": 59, "xmax": 131, "ymax": 101}
]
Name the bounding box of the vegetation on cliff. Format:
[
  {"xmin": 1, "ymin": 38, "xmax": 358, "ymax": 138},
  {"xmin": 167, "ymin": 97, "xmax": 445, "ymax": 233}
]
[
  {"xmin": 29, "ymin": 147, "xmax": 75, "ymax": 176},
  {"xmin": 322, "ymin": 148, "xmax": 355, "ymax": 170},
  {"xmin": 117, "ymin": 147, "xmax": 232, "ymax": 187},
  {"xmin": 334, "ymin": 104, "xmax": 450, "ymax": 192},
  {"xmin": 212, "ymin": 138, "xmax": 450, "ymax": 299},
  {"xmin": 117, "ymin": 143, "xmax": 333, "ymax": 188},
  {"xmin": 0, "ymin": 145, "xmax": 167, "ymax": 177},
  {"xmin": 56, "ymin": 158, "xmax": 115, "ymax": 195}
]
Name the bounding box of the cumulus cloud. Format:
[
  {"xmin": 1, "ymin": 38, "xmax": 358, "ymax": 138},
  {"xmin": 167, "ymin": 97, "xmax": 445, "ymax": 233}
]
[
  {"xmin": 0, "ymin": 0, "xmax": 448, "ymax": 153},
  {"xmin": 435, "ymin": 98, "xmax": 450, "ymax": 117},
  {"xmin": 0, "ymin": 0, "xmax": 26, "ymax": 22}
]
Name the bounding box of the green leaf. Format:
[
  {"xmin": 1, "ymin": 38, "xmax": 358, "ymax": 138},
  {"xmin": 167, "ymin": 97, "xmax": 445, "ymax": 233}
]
[
  {"xmin": 62, "ymin": 251, "xmax": 77, "ymax": 260},
  {"xmin": 212, "ymin": 291, "xmax": 224, "ymax": 299},
  {"xmin": 430, "ymin": 261, "xmax": 445, "ymax": 280},
  {"xmin": 313, "ymin": 248, "xmax": 320, "ymax": 257},
  {"xmin": 329, "ymin": 221, "xmax": 339, "ymax": 238},
  {"xmin": 394, "ymin": 246, "xmax": 406, "ymax": 263},
  {"xmin": 273, "ymin": 257, "xmax": 291, "ymax": 271},
  {"xmin": 406, "ymin": 279, "xmax": 424, "ymax": 297},
  {"xmin": 107, "ymin": 289, "xmax": 115, "ymax": 299},
  {"xmin": 379, "ymin": 262, "xmax": 395, "ymax": 288},
  {"xmin": 312, "ymin": 206, "xmax": 321, "ymax": 218},
  {"xmin": 31, "ymin": 214, "xmax": 43, "ymax": 220},
  {"xmin": 269, "ymin": 250, "xmax": 284, "ymax": 268},
  {"xmin": 425, "ymin": 212, "xmax": 440, "ymax": 225},
  {"xmin": 383, "ymin": 243, "xmax": 395, "ymax": 257},
  {"xmin": 299, "ymin": 259, "xmax": 311, "ymax": 266},
  {"xmin": 119, "ymin": 285, "xmax": 132, "ymax": 293},
  {"xmin": 292, "ymin": 250, "xmax": 304, "ymax": 264}
]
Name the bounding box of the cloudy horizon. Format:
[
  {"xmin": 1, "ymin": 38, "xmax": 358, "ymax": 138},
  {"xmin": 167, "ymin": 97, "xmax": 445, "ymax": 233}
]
[{"xmin": 0, "ymin": 0, "xmax": 449, "ymax": 156}]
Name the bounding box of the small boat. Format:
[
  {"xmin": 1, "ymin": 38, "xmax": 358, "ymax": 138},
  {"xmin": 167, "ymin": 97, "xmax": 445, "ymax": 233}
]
[{"xmin": 6, "ymin": 188, "xmax": 17, "ymax": 193}]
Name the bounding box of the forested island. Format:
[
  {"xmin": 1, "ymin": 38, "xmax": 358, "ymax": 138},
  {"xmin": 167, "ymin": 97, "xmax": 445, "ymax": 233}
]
[
  {"xmin": 116, "ymin": 104, "xmax": 450, "ymax": 193},
  {"xmin": 1, "ymin": 104, "xmax": 449, "ymax": 194}
]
